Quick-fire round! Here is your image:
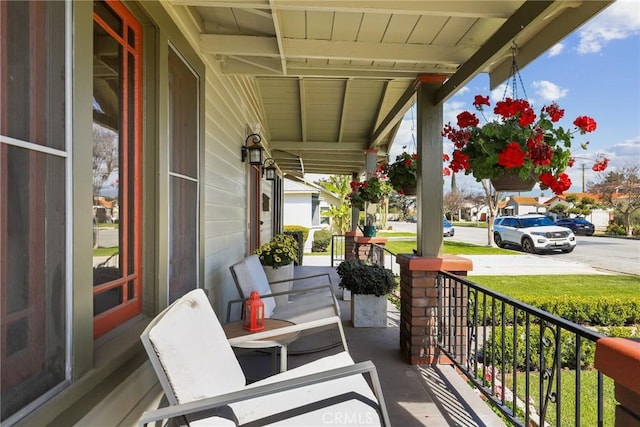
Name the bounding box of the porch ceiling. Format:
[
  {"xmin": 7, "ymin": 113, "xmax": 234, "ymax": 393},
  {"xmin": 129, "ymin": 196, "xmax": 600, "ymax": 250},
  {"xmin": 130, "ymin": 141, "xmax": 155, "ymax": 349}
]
[{"xmin": 169, "ymin": 0, "xmax": 611, "ymax": 178}]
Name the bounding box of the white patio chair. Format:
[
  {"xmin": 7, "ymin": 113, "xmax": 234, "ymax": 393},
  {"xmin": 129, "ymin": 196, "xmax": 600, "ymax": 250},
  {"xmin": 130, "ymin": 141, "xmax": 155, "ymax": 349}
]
[
  {"xmin": 227, "ymin": 254, "xmax": 340, "ymax": 325},
  {"xmin": 139, "ymin": 289, "xmax": 390, "ymax": 426}
]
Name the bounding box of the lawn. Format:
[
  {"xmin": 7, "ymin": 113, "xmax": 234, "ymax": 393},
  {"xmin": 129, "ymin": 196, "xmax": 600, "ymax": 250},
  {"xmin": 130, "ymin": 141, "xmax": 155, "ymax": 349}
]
[
  {"xmin": 385, "ymin": 240, "xmax": 513, "ymax": 255},
  {"xmin": 506, "ymin": 370, "xmax": 615, "ymax": 427},
  {"xmin": 93, "ymin": 246, "xmax": 119, "ymax": 257},
  {"xmin": 468, "ymin": 275, "xmax": 640, "ymax": 299}
]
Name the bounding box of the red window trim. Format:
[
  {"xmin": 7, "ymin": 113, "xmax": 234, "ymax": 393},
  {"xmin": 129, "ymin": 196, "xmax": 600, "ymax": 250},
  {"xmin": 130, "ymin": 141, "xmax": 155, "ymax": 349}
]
[{"xmin": 92, "ymin": 0, "xmax": 143, "ymax": 338}]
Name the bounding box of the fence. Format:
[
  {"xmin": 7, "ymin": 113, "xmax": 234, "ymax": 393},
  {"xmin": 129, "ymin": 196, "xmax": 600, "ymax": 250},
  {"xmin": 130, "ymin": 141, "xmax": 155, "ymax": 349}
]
[{"xmin": 436, "ymin": 271, "xmax": 607, "ymax": 426}]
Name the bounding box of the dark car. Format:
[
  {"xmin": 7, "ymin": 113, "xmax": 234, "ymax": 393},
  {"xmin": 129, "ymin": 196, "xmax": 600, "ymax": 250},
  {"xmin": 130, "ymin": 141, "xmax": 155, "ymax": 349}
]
[{"xmin": 554, "ymin": 217, "xmax": 595, "ymax": 236}]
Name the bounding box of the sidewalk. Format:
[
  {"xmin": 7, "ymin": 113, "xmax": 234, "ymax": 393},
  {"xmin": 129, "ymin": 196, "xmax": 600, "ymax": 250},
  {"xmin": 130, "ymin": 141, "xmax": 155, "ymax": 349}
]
[{"xmin": 302, "ymin": 253, "xmax": 612, "ymax": 275}]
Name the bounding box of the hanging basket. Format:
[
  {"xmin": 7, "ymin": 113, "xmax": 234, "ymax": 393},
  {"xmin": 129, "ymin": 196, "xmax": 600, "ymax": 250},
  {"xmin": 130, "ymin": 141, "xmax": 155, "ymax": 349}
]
[
  {"xmin": 399, "ymin": 185, "xmax": 417, "ymax": 196},
  {"xmin": 490, "ymin": 174, "xmax": 537, "ymax": 192}
]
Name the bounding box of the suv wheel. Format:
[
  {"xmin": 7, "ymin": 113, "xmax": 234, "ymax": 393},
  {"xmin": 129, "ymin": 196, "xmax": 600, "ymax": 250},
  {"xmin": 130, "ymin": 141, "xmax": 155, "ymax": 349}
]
[
  {"xmin": 521, "ymin": 237, "xmax": 536, "ymax": 254},
  {"xmin": 494, "ymin": 233, "xmax": 505, "ymax": 248}
]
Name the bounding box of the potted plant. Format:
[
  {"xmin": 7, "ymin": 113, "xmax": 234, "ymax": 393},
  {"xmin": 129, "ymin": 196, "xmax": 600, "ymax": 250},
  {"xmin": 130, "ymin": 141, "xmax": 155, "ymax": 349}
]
[
  {"xmin": 442, "ymin": 95, "xmax": 609, "ymax": 195},
  {"xmin": 336, "ymin": 258, "xmax": 396, "ymax": 327},
  {"xmin": 253, "ymin": 233, "xmax": 299, "ymax": 304},
  {"xmin": 384, "ymin": 151, "xmax": 418, "ymax": 195}
]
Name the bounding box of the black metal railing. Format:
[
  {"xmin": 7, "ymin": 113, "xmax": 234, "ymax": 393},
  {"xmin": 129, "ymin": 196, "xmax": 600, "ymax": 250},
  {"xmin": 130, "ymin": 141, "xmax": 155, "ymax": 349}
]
[
  {"xmin": 331, "ymin": 234, "xmax": 345, "ymax": 267},
  {"xmin": 436, "ymin": 271, "xmax": 607, "ymax": 426},
  {"xmin": 366, "ymin": 243, "xmax": 397, "ymax": 273}
]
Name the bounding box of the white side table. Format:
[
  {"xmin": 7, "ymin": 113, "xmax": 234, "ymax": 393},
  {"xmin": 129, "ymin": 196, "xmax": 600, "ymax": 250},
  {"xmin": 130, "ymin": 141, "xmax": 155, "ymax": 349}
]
[{"xmin": 223, "ymin": 318, "xmax": 300, "ymax": 372}]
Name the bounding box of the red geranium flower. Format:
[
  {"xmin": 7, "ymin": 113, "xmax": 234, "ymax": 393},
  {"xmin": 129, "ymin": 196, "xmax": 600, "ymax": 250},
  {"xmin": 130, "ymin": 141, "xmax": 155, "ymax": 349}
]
[
  {"xmin": 457, "ymin": 111, "xmax": 479, "ymax": 128},
  {"xmin": 497, "ymin": 142, "xmax": 526, "ymax": 169},
  {"xmin": 573, "ymin": 116, "xmax": 597, "ymax": 133}
]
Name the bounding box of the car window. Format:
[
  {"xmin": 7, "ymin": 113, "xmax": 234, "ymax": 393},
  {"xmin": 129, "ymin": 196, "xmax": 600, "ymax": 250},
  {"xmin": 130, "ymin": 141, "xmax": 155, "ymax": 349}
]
[{"xmin": 520, "ymin": 217, "xmax": 555, "ymax": 227}]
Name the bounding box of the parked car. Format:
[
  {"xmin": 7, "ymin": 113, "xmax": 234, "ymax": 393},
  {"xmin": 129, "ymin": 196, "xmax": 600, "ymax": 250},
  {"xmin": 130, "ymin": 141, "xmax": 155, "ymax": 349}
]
[
  {"xmin": 554, "ymin": 217, "xmax": 595, "ymax": 236},
  {"xmin": 443, "ymin": 219, "xmax": 455, "ymax": 237},
  {"xmin": 493, "ymin": 214, "xmax": 576, "ymax": 254}
]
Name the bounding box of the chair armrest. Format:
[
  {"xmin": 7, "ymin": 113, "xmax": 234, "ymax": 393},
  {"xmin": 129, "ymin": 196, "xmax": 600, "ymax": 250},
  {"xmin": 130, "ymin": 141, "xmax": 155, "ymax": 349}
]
[
  {"xmin": 227, "ymin": 316, "xmax": 347, "ymax": 351},
  {"xmin": 268, "ymin": 272, "xmax": 333, "ymax": 285},
  {"xmin": 138, "ymin": 361, "xmax": 389, "ymax": 427}
]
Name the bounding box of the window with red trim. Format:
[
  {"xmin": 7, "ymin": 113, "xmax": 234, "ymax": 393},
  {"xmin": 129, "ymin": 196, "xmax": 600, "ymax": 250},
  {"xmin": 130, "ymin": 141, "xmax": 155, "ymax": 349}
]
[{"xmin": 92, "ymin": 0, "xmax": 142, "ymax": 338}]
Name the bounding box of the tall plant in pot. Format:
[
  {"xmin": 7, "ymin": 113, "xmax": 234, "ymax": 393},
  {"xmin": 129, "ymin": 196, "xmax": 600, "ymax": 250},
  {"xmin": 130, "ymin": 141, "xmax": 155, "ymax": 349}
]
[
  {"xmin": 253, "ymin": 234, "xmax": 299, "ymax": 305},
  {"xmin": 336, "ymin": 259, "xmax": 396, "ymax": 327}
]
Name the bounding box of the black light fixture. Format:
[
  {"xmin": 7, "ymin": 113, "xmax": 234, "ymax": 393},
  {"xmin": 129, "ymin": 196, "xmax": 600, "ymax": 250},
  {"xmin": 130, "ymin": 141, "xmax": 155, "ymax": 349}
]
[
  {"xmin": 241, "ymin": 133, "xmax": 263, "ymax": 165},
  {"xmin": 263, "ymin": 158, "xmax": 277, "ymax": 181}
]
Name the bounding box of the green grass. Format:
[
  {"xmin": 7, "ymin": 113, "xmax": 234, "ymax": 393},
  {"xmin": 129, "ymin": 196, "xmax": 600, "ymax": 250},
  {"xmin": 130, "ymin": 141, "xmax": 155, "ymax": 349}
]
[
  {"xmin": 375, "ymin": 231, "xmax": 416, "ymax": 237},
  {"xmin": 93, "ymin": 246, "xmax": 119, "ymax": 257},
  {"xmin": 468, "ymin": 275, "xmax": 640, "ymax": 299},
  {"xmin": 385, "ymin": 240, "xmax": 513, "ymax": 255},
  {"xmin": 505, "ymin": 370, "xmax": 615, "ymax": 427}
]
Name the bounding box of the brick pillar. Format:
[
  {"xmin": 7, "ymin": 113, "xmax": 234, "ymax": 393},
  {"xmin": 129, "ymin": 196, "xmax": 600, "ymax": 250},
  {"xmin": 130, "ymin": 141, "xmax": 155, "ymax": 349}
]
[
  {"xmin": 354, "ymin": 237, "xmax": 387, "ymax": 261},
  {"xmin": 344, "ymin": 231, "xmax": 360, "ymax": 261},
  {"xmin": 595, "ymin": 338, "xmax": 640, "ymax": 426},
  {"xmin": 397, "ymin": 254, "xmax": 473, "ymax": 365}
]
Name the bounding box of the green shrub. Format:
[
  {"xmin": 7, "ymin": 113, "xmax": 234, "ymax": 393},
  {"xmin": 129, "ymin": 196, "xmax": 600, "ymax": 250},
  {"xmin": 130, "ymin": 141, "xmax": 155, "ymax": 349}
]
[
  {"xmin": 482, "ymin": 325, "xmax": 597, "ymax": 372},
  {"xmin": 283, "ymin": 225, "xmax": 309, "ymax": 244},
  {"xmin": 312, "ymin": 228, "xmax": 332, "ymax": 252},
  {"xmin": 471, "ymin": 296, "xmax": 640, "ymax": 326}
]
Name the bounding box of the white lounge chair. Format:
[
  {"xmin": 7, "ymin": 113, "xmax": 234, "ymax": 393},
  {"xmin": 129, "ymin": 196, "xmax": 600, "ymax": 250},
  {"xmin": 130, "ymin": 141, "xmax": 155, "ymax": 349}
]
[
  {"xmin": 139, "ymin": 289, "xmax": 390, "ymax": 426},
  {"xmin": 227, "ymin": 254, "xmax": 340, "ymax": 326}
]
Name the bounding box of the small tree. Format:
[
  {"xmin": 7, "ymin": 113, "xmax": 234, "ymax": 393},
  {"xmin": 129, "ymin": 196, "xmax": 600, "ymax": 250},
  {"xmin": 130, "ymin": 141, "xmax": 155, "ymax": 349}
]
[
  {"xmin": 481, "ymin": 180, "xmax": 503, "ymax": 246},
  {"xmin": 317, "ymin": 175, "xmax": 352, "ymax": 235},
  {"xmin": 388, "ymin": 192, "xmax": 416, "ymax": 220},
  {"xmin": 589, "ymin": 163, "xmax": 640, "ymax": 236}
]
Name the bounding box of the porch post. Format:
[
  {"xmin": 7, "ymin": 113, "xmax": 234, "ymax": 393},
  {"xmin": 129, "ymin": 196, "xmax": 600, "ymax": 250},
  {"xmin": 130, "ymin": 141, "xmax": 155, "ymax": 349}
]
[
  {"xmin": 416, "ymin": 77, "xmax": 444, "ymax": 257},
  {"xmin": 397, "ymin": 75, "xmax": 473, "ymax": 365}
]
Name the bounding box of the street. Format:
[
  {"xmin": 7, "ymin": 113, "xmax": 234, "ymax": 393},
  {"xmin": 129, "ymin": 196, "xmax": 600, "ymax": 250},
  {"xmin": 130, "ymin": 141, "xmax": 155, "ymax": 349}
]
[{"xmin": 389, "ymin": 221, "xmax": 640, "ymax": 276}]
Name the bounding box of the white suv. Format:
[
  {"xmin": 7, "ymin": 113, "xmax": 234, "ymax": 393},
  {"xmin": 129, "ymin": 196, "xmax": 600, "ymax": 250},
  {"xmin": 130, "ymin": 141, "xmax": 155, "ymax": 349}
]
[{"xmin": 493, "ymin": 214, "xmax": 576, "ymax": 254}]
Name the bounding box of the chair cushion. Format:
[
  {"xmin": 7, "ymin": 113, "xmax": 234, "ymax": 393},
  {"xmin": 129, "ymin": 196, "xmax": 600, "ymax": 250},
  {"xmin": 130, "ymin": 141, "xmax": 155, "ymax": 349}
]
[
  {"xmin": 274, "ymin": 299, "xmax": 338, "ymax": 325},
  {"xmin": 233, "ymin": 352, "xmax": 381, "ymax": 426},
  {"xmin": 148, "ymin": 289, "xmax": 246, "ymax": 403},
  {"xmin": 231, "ymin": 255, "xmax": 276, "ymax": 317}
]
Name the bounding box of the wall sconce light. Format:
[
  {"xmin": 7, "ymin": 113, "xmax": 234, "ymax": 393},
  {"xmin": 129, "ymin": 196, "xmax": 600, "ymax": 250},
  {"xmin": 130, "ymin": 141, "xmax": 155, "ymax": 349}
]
[
  {"xmin": 263, "ymin": 158, "xmax": 277, "ymax": 181},
  {"xmin": 241, "ymin": 133, "xmax": 263, "ymax": 165}
]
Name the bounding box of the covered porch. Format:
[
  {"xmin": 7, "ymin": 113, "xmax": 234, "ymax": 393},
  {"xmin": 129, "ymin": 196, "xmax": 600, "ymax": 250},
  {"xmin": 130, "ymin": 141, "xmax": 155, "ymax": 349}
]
[{"xmin": 5, "ymin": 1, "xmax": 636, "ymax": 427}]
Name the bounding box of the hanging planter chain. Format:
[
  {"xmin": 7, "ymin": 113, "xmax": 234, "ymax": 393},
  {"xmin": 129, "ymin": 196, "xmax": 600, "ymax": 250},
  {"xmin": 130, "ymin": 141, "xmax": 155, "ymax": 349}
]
[{"xmin": 502, "ymin": 43, "xmax": 529, "ymax": 101}]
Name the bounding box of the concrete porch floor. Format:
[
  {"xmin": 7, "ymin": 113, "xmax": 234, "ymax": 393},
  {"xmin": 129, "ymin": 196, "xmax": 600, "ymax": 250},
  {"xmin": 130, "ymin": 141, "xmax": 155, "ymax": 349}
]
[{"xmin": 234, "ymin": 264, "xmax": 504, "ymax": 427}]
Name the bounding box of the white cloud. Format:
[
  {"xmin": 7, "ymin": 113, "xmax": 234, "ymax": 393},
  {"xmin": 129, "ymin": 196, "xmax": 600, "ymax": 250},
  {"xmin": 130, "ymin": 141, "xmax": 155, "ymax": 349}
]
[
  {"xmin": 607, "ymin": 136, "xmax": 640, "ymax": 163},
  {"xmin": 547, "ymin": 43, "xmax": 565, "ymax": 57},
  {"xmin": 532, "ymin": 80, "xmax": 569, "ymax": 102},
  {"xmin": 577, "ymin": 0, "xmax": 640, "ymax": 54},
  {"xmin": 443, "ymin": 100, "xmax": 466, "ymax": 125}
]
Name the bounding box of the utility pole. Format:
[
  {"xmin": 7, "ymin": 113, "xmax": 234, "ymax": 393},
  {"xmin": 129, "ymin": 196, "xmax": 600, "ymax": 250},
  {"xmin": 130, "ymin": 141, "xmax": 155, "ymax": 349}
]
[{"xmin": 581, "ymin": 163, "xmax": 586, "ymax": 192}]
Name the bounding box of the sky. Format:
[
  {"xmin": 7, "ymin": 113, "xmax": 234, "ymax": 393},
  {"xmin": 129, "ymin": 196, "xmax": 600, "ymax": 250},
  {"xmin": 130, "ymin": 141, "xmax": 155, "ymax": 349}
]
[{"xmin": 387, "ymin": 0, "xmax": 640, "ymax": 197}]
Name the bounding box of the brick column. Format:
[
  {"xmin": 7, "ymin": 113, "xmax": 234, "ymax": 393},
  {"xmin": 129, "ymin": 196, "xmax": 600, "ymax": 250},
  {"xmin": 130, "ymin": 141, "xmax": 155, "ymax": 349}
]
[
  {"xmin": 345, "ymin": 233, "xmax": 388, "ymax": 262},
  {"xmin": 397, "ymin": 254, "xmax": 473, "ymax": 365},
  {"xmin": 595, "ymin": 338, "xmax": 640, "ymax": 426},
  {"xmin": 344, "ymin": 231, "xmax": 360, "ymax": 261}
]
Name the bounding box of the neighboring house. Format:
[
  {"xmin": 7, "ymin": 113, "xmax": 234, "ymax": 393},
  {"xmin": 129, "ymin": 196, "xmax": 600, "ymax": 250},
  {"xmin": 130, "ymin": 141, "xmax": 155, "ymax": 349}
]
[
  {"xmin": 284, "ymin": 177, "xmax": 339, "ymax": 249},
  {"xmin": 543, "ymin": 193, "xmax": 612, "ymax": 231},
  {"xmin": 497, "ymin": 196, "xmax": 548, "ymax": 216}
]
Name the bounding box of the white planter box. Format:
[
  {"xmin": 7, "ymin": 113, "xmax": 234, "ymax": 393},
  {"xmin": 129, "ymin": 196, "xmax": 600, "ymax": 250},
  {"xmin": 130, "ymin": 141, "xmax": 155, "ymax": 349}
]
[
  {"xmin": 350, "ymin": 294, "xmax": 387, "ymax": 327},
  {"xmin": 342, "ymin": 289, "xmax": 351, "ymax": 301},
  {"xmin": 263, "ymin": 263, "xmax": 294, "ymax": 306}
]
